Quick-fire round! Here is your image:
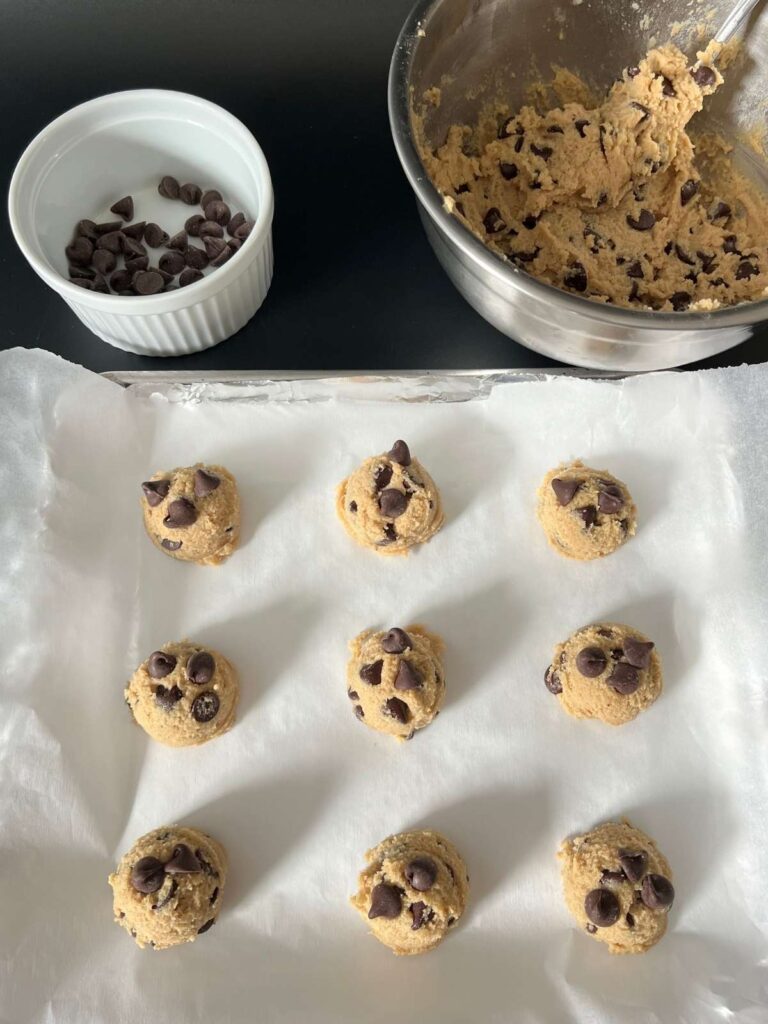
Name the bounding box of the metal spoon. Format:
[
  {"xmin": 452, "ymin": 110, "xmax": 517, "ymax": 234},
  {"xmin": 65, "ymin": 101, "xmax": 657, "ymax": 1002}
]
[{"xmin": 715, "ymin": 0, "xmax": 763, "ymax": 44}]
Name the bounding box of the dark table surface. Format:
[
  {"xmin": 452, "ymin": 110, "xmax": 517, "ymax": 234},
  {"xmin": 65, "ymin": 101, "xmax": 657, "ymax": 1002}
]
[{"xmin": 2, "ymin": 0, "xmax": 765, "ymax": 374}]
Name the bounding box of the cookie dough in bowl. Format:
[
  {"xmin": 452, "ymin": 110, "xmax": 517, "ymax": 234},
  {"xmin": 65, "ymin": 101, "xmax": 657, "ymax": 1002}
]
[
  {"xmin": 559, "ymin": 819, "xmax": 674, "ymax": 954},
  {"xmin": 336, "ymin": 440, "xmax": 444, "ymax": 555},
  {"xmin": 141, "ymin": 463, "xmax": 240, "ymax": 565},
  {"xmin": 351, "ymin": 829, "xmax": 469, "ymax": 955},
  {"xmin": 125, "ymin": 640, "xmax": 239, "ymax": 746},
  {"xmin": 347, "ymin": 625, "xmax": 445, "ymax": 740},
  {"xmin": 545, "ymin": 622, "xmax": 662, "ymax": 725},
  {"xmin": 537, "ymin": 460, "xmax": 637, "ymax": 559},
  {"xmin": 109, "ymin": 825, "xmax": 227, "ymax": 950}
]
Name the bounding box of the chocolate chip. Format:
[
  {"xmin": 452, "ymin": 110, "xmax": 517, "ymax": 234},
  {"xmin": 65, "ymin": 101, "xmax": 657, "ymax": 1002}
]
[
  {"xmin": 610, "ymin": 647, "xmax": 624, "ymax": 661},
  {"xmin": 382, "ymin": 628, "xmax": 412, "ymax": 654},
  {"xmin": 142, "ymin": 479, "xmax": 170, "ymax": 506},
  {"xmin": 661, "ymin": 77, "xmax": 676, "ymax": 97},
  {"xmin": 623, "ymin": 637, "xmax": 654, "ymax": 669},
  {"xmin": 210, "ymin": 887, "xmax": 219, "ymax": 904},
  {"xmin": 600, "ymin": 869, "xmax": 626, "ymax": 885},
  {"xmin": 547, "ymin": 125, "xmax": 564, "ymax": 134},
  {"xmin": 736, "ymin": 260, "xmax": 759, "ymax": 280},
  {"xmin": 575, "ymin": 647, "xmax": 607, "ymax": 678},
  {"xmin": 698, "ymin": 252, "xmax": 717, "ymax": 274},
  {"xmin": 197, "ymin": 918, "xmax": 216, "ymax": 934},
  {"xmin": 193, "ymin": 468, "xmax": 220, "ymax": 497},
  {"xmin": 585, "ymin": 888, "xmax": 620, "ymax": 927},
  {"xmin": 368, "ymin": 882, "xmax": 401, "ymax": 919},
  {"xmin": 144, "ymin": 223, "xmax": 169, "ymax": 248},
  {"xmin": 110, "ymin": 269, "xmax": 133, "ymax": 293},
  {"xmin": 182, "ymin": 215, "xmax": 203, "ymax": 238},
  {"xmin": 168, "ymin": 230, "xmax": 187, "ymax": 252},
  {"xmin": 354, "ymin": 705, "xmax": 365, "ymax": 719},
  {"xmin": 197, "ymin": 220, "xmax": 224, "ymax": 240},
  {"xmin": 625, "ymin": 261, "xmax": 644, "ymax": 279},
  {"xmin": 483, "ymin": 207, "xmax": 506, "ymax": 234},
  {"xmin": 626, "ymin": 66, "xmax": 640, "ymax": 78},
  {"xmin": 710, "ymin": 201, "xmax": 731, "ymax": 222},
  {"xmin": 154, "ymin": 684, "xmax": 183, "ymax": 709},
  {"xmin": 69, "ymin": 264, "xmax": 95, "ymax": 279},
  {"xmin": 123, "ymin": 221, "xmax": 146, "ymax": 240},
  {"xmin": 551, "ymin": 478, "xmax": 581, "ymax": 505},
  {"xmin": 92, "ymin": 273, "xmax": 109, "ymax": 294},
  {"xmin": 680, "ymin": 179, "xmax": 699, "ymax": 206},
  {"xmin": 164, "ymin": 844, "xmax": 201, "ymax": 874},
  {"xmin": 544, "ymin": 665, "xmax": 562, "ymax": 694},
  {"xmin": 384, "ymin": 697, "xmax": 410, "ymax": 723},
  {"xmin": 161, "ymin": 539, "xmax": 182, "ymax": 551},
  {"xmin": 359, "ymin": 660, "xmax": 383, "ymax": 686},
  {"xmin": 159, "ymin": 251, "xmax": 185, "ymax": 276},
  {"xmin": 110, "ymin": 196, "xmax": 133, "ymax": 221},
  {"xmin": 191, "ymin": 691, "xmax": 220, "ymax": 723},
  {"xmin": 227, "ymin": 211, "xmax": 246, "ymax": 236},
  {"xmin": 201, "ymin": 235, "xmax": 227, "ymax": 262},
  {"xmin": 497, "ymin": 117, "xmax": 516, "ymax": 139},
  {"xmin": 394, "ymin": 660, "xmax": 422, "ymax": 691},
  {"xmin": 177, "ymin": 183, "xmax": 201, "ymax": 206},
  {"xmin": 388, "ymin": 440, "xmax": 411, "ymax": 466},
  {"xmin": 382, "ymin": 524, "xmax": 397, "ymax": 544},
  {"xmin": 379, "ymin": 489, "xmax": 408, "ymax": 518},
  {"xmin": 670, "ymin": 291, "xmax": 691, "ymax": 311},
  {"xmin": 179, "ymin": 268, "xmax": 204, "ymax": 288},
  {"xmin": 147, "ymin": 650, "xmax": 177, "ymax": 679},
  {"xmin": 578, "ymin": 505, "xmax": 597, "ymax": 528},
  {"xmin": 187, "ymin": 651, "xmax": 215, "ymax": 684},
  {"xmin": 405, "ymin": 857, "xmax": 437, "ymax": 891},
  {"xmin": 349, "ymin": 501, "xmax": 357, "ymax": 513},
  {"xmin": 586, "ymin": 923, "xmax": 597, "ymax": 934},
  {"xmin": 598, "ymin": 485, "xmax": 624, "ymax": 514},
  {"xmin": 203, "ymin": 200, "xmax": 231, "ymax": 226},
  {"xmin": 626, "ymin": 912, "xmax": 635, "ymax": 928},
  {"xmin": 211, "ymin": 244, "xmax": 232, "ymax": 268},
  {"xmin": 347, "ymin": 689, "xmax": 359, "ymax": 701},
  {"xmin": 530, "ymin": 144, "xmax": 553, "ymax": 160},
  {"xmin": 133, "ymin": 270, "xmax": 165, "ymax": 295},
  {"xmin": 627, "ymin": 209, "xmax": 655, "ymax": 231},
  {"xmin": 152, "ymin": 878, "xmax": 178, "ymax": 910},
  {"xmin": 500, "ymin": 161, "xmax": 518, "ymax": 180},
  {"xmin": 234, "ymin": 221, "xmax": 253, "ymax": 241},
  {"xmin": 89, "ymin": 249, "xmax": 114, "ymax": 277},
  {"xmin": 618, "ymin": 849, "xmax": 648, "ymax": 883},
  {"xmin": 374, "ymin": 464, "xmax": 393, "ymax": 490},
  {"xmin": 125, "ymin": 256, "xmax": 149, "ymax": 274},
  {"xmin": 675, "ymin": 244, "xmax": 695, "ymax": 266},
  {"xmin": 630, "ymin": 101, "xmax": 650, "ymax": 123},
  {"xmin": 158, "ymin": 175, "xmax": 180, "ymax": 199},
  {"xmin": 163, "ymin": 497, "xmax": 198, "ymax": 528},
  {"xmin": 65, "ymin": 237, "xmax": 94, "ymax": 266},
  {"xmin": 598, "ymin": 124, "xmax": 608, "ymax": 158},
  {"xmin": 565, "ymin": 263, "xmax": 587, "ymax": 292},
  {"xmin": 723, "ymin": 235, "xmax": 739, "ymax": 254},
  {"xmin": 691, "ymin": 65, "xmax": 716, "ymax": 88},
  {"xmin": 574, "ymin": 119, "xmax": 590, "ymax": 138},
  {"xmin": 410, "ymin": 901, "xmax": 432, "ymax": 930},
  {"xmin": 607, "ymin": 662, "xmax": 640, "ymax": 694},
  {"xmin": 641, "ymin": 874, "xmax": 674, "ymax": 910},
  {"xmin": 131, "ymin": 856, "xmax": 165, "ymax": 894},
  {"xmin": 76, "ymin": 218, "xmax": 98, "ymax": 240}
]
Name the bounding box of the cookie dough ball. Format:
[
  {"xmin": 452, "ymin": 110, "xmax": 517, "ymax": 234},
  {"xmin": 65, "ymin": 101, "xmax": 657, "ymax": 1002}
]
[
  {"xmin": 347, "ymin": 625, "xmax": 445, "ymax": 740},
  {"xmin": 537, "ymin": 460, "xmax": 637, "ymax": 560},
  {"xmin": 559, "ymin": 819, "xmax": 675, "ymax": 954},
  {"xmin": 108, "ymin": 825, "xmax": 227, "ymax": 950},
  {"xmin": 125, "ymin": 640, "xmax": 239, "ymax": 747},
  {"xmin": 351, "ymin": 829, "xmax": 469, "ymax": 955},
  {"xmin": 141, "ymin": 463, "xmax": 240, "ymax": 565},
  {"xmin": 336, "ymin": 440, "xmax": 444, "ymax": 555},
  {"xmin": 545, "ymin": 622, "xmax": 661, "ymax": 725}
]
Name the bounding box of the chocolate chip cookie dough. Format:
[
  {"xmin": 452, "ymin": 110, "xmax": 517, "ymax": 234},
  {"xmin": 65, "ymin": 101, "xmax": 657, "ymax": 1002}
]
[
  {"xmin": 559, "ymin": 820, "xmax": 674, "ymax": 954},
  {"xmin": 141, "ymin": 463, "xmax": 239, "ymax": 565},
  {"xmin": 337, "ymin": 440, "xmax": 444, "ymax": 555},
  {"xmin": 109, "ymin": 825, "xmax": 227, "ymax": 950},
  {"xmin": 537, "ymin": 460, "xmax": 636, "ymax": 559},
  {"xmin": 545, "ymin": 622, "xmax": 662, "ymax": 725},
  {"xmin": 420, "ymin": 42, "xmax": 768, "ymax": 310},
  {"xmin": 125, "ymin": 640, "xmax": 239, "ymax": 746},
  {"xmin": 351, "ymin": 829, "xmax": 469, "ymax": 955},
  {"xmin": 347, "ymin": 625, "xmax": 445, "ymax": 740}
]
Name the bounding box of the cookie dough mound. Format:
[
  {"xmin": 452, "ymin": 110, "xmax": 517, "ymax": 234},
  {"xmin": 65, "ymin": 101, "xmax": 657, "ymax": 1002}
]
[
  {"xmin": 125, "ymin": 640, "xmax": 239, "ymax": 747},
  {"xmin": 347, "ymin": 625, "xmax": 445, "ymax": 740},
  {"xmin": 351, "ymin": 829, "xmax": 469, "ymax": 955},
  {"xmin": 141, "ymin": 463, "xmax": 240, "ymax": 565},
  {"xmin": 545, "ymin": 622, "xmax": 662, "ymax": 725},
  {"xmin": 537, "ymin": 460, "xmax": 636, "ymax": 560},
  {"xmin": 336, "ymin": 440, "xmax": 444, "ymax": 555},
  {"xmin": 559, "ymin": 819, "xmax": 674, "ymax": 954},
  {"xmin": 109, "ymin": 825, "xmax": 227, "ymax": 950}
]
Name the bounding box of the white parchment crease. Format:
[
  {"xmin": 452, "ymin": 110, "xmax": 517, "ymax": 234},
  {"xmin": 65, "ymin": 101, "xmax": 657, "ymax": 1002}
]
[{"xmin": 1, "ymin": 348, "xmax": 767, "ymax": 1024}]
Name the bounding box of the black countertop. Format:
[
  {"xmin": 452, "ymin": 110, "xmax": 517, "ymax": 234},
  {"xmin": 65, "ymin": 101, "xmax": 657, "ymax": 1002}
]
[{"xmin": 2, "ymin": 0, "xmax": 764, "ymax": 373}]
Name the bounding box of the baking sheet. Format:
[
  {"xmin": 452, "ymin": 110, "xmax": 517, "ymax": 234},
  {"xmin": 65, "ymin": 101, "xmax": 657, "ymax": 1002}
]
[{"xmin": 1, "ymin": 347, "xmax": 767, "ymax": 1024}]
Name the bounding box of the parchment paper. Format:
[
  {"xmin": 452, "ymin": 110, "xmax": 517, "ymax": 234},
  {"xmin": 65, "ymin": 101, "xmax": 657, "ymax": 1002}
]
[{"xmin": 1, "ymin": 348, "xmax": 767, "ymax": 1024}]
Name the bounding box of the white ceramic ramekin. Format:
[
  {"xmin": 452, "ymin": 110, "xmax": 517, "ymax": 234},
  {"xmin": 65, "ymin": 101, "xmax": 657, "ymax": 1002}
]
[{"xmin": 8, "ymin": 90, "xmax": 274, "ymax": 357}]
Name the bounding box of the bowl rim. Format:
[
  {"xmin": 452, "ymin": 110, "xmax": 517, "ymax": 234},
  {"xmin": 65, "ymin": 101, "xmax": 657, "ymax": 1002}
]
[
  {"xmin": 7, "ymin": 88, "xmax": 274, "ymax": 314},
  {"xmin": 387, "ymin": 0, "xmax": 768, "ymax": 334}
]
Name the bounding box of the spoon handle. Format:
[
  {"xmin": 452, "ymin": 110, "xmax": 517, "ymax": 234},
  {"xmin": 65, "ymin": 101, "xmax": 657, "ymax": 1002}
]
[{"xmin": 715, "ymin": 0, "xmax": 762, "ymax": 43}]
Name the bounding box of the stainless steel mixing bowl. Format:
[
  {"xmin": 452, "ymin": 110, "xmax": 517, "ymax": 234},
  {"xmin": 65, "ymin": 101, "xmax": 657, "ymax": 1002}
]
[{"xmin": 389, "ymin": 0, "xmax": 768, "ymax": 369}]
